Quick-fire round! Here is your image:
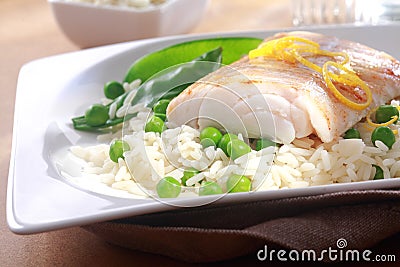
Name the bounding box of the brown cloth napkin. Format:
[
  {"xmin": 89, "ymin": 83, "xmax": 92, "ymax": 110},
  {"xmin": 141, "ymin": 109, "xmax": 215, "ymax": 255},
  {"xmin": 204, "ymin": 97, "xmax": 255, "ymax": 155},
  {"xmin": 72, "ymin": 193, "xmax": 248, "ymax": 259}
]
[{"xmin": 83, "ymin": 189, "xmax": 400, "ymax": 263}]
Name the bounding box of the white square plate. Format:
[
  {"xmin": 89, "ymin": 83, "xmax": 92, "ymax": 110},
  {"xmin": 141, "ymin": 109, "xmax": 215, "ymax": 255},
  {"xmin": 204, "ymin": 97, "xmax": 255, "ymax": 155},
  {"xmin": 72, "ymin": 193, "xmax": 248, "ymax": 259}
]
[{"xmin": 7, "ymin": 24, "xmax": 400, "ymax": 234}]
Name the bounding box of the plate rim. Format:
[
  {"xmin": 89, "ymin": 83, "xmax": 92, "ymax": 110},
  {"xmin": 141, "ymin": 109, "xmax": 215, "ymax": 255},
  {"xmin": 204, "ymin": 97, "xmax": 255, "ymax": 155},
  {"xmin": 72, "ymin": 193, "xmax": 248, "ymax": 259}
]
[{"xmin": 7, "ymin": 24, "xmax": 400, "ymax": 234}]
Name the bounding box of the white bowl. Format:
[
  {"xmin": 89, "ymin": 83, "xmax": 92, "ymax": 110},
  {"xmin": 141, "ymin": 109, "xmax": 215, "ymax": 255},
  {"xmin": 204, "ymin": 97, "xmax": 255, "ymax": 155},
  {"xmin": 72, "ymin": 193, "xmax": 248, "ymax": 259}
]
[{"xmin": 48, "ymin": 0, "xmax": 209, "ymax": 48}]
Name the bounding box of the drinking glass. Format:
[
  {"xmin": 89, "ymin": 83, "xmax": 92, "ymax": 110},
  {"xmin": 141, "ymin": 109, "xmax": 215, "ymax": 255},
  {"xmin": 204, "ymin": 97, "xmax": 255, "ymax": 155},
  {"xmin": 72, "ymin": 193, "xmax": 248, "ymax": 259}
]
[{"xmin": 292, "ymin": 0, "xmax": 400, "ymax": 26}]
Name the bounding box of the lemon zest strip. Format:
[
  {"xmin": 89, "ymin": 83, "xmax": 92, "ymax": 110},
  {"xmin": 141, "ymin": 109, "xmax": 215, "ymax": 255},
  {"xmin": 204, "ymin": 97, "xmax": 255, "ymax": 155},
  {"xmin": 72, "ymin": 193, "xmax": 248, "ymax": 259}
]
[
  {"xmin": 323, "ymin": 61, "xmax": 372, "ymax": 110},
  {"xmin": 248, "ymin": 36, "xmax": 372, "ymax": 110},
  {"xmin": 367, "ymin": 115, "xmax": 399, "ymax": 127},
  {"xmin": 366, "ymin": 106, "xmax": 399, "ymax": 127},
  {"xmin": 364, "ymin": 106, "xmax": 399, "ymax": 135},
  {"xmin": 362, "ymin": 123, "xmax": 375, "ymax": 132}
]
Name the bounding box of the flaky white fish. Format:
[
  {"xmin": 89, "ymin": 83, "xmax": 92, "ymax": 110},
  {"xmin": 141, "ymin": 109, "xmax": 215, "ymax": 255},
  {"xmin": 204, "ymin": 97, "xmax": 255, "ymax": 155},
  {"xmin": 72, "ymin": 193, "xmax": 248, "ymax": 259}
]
[{"xmin": 166, "ymin": 31, "xmax": 400, "ymax": 144}]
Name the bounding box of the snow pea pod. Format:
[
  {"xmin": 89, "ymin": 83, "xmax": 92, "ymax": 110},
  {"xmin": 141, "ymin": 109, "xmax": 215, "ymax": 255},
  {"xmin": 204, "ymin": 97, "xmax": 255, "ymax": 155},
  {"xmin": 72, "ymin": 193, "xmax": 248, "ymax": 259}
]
[
  {"xmin": 124, "ymin": 37, "xmax": 262, "ymax": 83},
  {"xmin": 72, "ymin": 47, "xmax": 222, "ymax": 132},
  {"xmin": 131, "ymin": 47, "xmax": 222, "ymax": 108}
]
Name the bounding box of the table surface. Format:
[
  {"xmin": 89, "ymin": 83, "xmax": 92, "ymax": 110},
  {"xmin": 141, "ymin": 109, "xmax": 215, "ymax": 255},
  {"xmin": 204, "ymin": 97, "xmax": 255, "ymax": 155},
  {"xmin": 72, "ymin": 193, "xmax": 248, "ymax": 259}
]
[{"xmin": 1, "ymin": 0, "xmax": 399, "ymax": 266}]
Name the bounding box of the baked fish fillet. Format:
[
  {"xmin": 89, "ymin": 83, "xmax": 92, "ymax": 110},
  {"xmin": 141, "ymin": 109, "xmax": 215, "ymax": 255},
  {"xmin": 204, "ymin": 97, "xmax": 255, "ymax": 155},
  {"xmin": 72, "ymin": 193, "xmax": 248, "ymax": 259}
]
[{"xmin": 166, "ymin": 31, "xmax": 400, "ymax": 144}]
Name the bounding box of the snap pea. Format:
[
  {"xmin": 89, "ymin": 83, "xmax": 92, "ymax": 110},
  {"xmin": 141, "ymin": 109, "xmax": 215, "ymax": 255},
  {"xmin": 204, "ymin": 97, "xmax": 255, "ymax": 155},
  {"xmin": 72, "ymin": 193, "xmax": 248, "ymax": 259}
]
[
  {"xmin": 124, "ymin": 37, "xmax": 263, "ymax": 83},
  {"xmin": 72, "ymin": 47, "xmax": 222, "ymax": 132},
  {"xmin": 130, "ymin": 47, "xmax": 222, "ymax": 109}
]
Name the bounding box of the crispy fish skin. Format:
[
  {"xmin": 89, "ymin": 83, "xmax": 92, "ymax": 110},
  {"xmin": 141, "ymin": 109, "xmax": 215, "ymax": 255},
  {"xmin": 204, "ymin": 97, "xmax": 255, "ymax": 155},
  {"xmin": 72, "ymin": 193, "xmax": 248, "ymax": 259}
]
[{"xmin": 166, "ymin": 31, "xmax": 400, "ymax": 144}]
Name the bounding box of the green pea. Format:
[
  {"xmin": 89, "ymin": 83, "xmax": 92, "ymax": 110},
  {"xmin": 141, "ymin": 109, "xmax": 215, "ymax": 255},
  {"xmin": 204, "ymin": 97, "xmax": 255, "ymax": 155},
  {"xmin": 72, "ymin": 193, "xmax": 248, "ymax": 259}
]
[
  {"xmin": 226, "ymin": 174, "xmax": 251, "ymax": 193},
  {"xmin": 227, "ymin": 139, "xmax": 251, "ymax": 160},
  {"xmin": 217, "ymin": 133, "xmax": 238, "ymax": 155},
  {"xmin": 199, "ymin": 181, "xmax": 223, "ymax": 196},
  {"xmin": 84, "ymin": 104, "xmax": 109, "ymax": 127},
  {"xmin": 371, "ymin": 126, "xmax": 395, "ymax": 149},
  {"xmin": 255, "ymin": 138, "xmax": 276, "ymax": 151},
  {"xmin": 200, "ymin": 138, "xmax": 217, "ymax": 148},
  {"xmin": 109, "ymin": 139, "xmax": 130, "ymax": 163},
  {"xmin": 181, "ymin": 168, "xmax": 200, "ymax": 186},
  {"xmin": 156, "ymin": 176, "xmax": 181, "ymax": 198},
  {"xmin": 153, "ymin": 99, "xmax": 170, "ymax": 115},
  {"xmin": 200, "ymin": 127, "xmax": 223, "ymax": 148},
  {"xmin": 145, "ymin": 115, "xmax": 165, "ymax": 133},
  {"xmin": 373, "ymin": 165, "xmax": 384, "ymax": 180},
  {"xmin": 154, "ymin": 113, "xmax": 166, "ymax": 121},
  {"xmin": 343, "ymin": 128, "xmax": 361, "ymax": 139},
  {"xmin": 104, "ymin": 81, "xmax": 124, "ymax": 99},
  {"xmin": 375, "ymin": 105, "xmax": 399, "ymax": 124}
]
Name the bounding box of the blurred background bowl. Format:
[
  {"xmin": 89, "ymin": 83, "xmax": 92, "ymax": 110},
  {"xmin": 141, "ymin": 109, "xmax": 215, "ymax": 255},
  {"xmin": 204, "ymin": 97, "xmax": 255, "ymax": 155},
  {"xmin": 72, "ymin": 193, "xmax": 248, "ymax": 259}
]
[{"xmin": 48, "ymin": 0, "xmax": 209, "ymax": 48}]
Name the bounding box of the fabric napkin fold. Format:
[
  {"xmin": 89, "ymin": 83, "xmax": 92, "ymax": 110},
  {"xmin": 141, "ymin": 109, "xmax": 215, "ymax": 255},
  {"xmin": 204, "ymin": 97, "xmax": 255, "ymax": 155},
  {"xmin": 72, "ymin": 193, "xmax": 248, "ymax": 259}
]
[{"xmin": 83, "ymin": 189, "xmax": 400, "ymax": 263}]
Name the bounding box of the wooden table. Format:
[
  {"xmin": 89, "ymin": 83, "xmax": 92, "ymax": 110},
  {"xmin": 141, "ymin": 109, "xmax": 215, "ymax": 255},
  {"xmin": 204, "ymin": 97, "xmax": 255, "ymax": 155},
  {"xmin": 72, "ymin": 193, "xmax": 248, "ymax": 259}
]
[{"xmin": 1, "ymin": 0, "xmax": 399, "ymax": 266}]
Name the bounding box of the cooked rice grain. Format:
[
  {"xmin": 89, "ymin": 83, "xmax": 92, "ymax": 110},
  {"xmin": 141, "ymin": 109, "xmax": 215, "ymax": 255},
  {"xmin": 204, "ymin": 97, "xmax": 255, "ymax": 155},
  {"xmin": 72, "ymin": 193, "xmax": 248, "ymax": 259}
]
[{"xmin": 70, "ymin": 102, "xmax": 400, "ymax": 198}]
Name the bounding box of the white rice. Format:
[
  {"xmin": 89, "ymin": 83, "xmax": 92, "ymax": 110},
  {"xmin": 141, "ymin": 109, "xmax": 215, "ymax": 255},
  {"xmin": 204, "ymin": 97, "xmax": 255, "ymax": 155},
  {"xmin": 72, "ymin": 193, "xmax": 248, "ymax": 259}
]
[{"xmin": 69, "ymin": 101, "xmax": 400, "ymax": 198}]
